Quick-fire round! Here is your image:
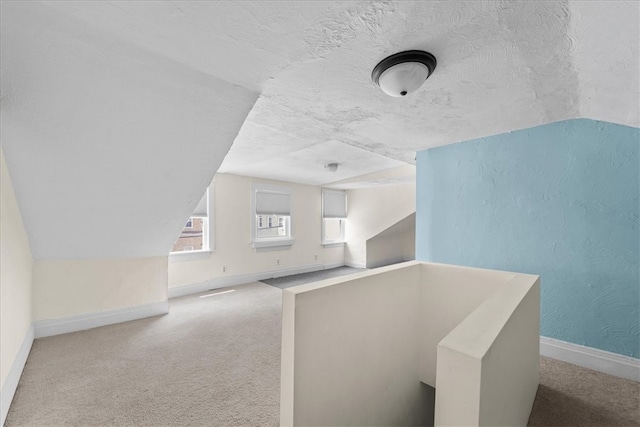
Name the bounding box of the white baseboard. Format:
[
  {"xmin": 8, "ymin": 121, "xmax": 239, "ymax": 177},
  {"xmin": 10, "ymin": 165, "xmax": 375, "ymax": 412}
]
[
  {"xmin": 1, "ymin": 325, "xmax": 34, "ymax": 426},
  {"xmin": 34, "ymin": 300, "xmax": 170, "ymax": 339},
  {"xmin": 168, "ymin": 262, "xmax": 347, "ymax": 299},
  {"xmin": 540, "ymin": 336, "xmax": 639, "ymax": 382},
  {"xmin": 321, "ymin": 262, "xmax": 346, "ymax": 270},
  {"xmin": 345, "ymin": 261, "xmax": 366, "ymax": 269}
]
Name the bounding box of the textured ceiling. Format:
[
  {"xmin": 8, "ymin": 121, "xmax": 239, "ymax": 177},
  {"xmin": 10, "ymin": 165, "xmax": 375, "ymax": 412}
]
[{"xmin": 1, "ymin": 1, "xmax": 638, "ymax": 259}]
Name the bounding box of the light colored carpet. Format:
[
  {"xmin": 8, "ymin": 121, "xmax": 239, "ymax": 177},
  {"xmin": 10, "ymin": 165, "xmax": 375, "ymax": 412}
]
[
  {"xmin": 528, "ymin": 356, "xmax": 640, "ymax": 426},
  {"xmin": 6, "ymin": 280, "xmax": 639, "ymax": 426},
  {"xmin": 6, "ymin": 282, "xmax": 281, "ymax": 426}
]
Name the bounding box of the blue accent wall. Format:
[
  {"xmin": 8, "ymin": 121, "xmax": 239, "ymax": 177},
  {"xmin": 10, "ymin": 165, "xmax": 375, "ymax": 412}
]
[{"xmin": 416, "ymin": 119, "xmax": 639, "ymax": 358}]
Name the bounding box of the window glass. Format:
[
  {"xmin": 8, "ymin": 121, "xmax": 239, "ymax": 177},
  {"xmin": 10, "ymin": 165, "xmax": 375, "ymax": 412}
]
[
  {"xmin": 171, "ymin": 188, "xmax": 210, "ymax": 253},
  {"xmin": 323, "ymin": 218, "xmax": 344, "ymax": 242},
  {"xmin": 322, "ymin": 189, "xmax": 346, "ymax": 244},
  {"xmin": 256, "ymin": 214, "xmax": 290, "ymax": 239},
  {"xmin": 172, "ymin": 217, "xmax": 206, "ymax": 252},
  {"xmin": 252, "ymin": 183, "xmax": 292, "ymax": 247}
]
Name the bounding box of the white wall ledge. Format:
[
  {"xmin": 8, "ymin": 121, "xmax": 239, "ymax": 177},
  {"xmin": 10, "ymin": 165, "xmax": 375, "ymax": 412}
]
[
  {"xmin": 322, "ymin": 241, "xmax": 345, "ymax": 248},
  {"xmin": 251, "ymin": 238, "xmax": 295, "ymax": 250},
  {"xmin": 281, "ymin": 261, "xmax": 540, "ymax": 426}
]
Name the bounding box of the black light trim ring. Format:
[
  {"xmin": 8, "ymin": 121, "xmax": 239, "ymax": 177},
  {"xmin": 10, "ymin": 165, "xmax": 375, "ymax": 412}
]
[{"xmin": 371, "ymin": 50, "xmax": 437, "ymax": 86}]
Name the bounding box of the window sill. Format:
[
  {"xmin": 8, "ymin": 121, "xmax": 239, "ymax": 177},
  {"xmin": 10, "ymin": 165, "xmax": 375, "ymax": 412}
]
[
  {"xmin": 169, "ymin": 250, "xmax": 212, "ymax": 263},
  {"xmin": 323, "ymin": 241, "xmax": 345, "ymax": 248},
  {"xmin": 251, "ymin": 238, "xmax": 295, "ymax": 250}
]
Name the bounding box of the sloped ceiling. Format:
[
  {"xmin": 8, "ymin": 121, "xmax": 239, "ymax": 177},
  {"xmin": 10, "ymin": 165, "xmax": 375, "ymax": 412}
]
[
  {"xmin": 1, "ymin": 1, "xmax": 638, "ymax": 259},
  {"xmin": 0, "ymin": 2, "xmax": 259, "ymax": 259}
]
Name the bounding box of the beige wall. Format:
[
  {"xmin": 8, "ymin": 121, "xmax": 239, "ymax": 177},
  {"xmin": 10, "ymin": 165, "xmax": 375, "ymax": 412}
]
[
  {"xmin": 281, "ymin": 261, "xmax": 539, "ymax": 426},
  {"xmin": 0, "ymin": 149, "xmax": 33, "ymax": 389},
  {"xmin": 169, "ymin": 173, "xmax": 344, "ymax": 288},
  {"xmin": 419, "ymin": 263, "xmax": 516, "ymax": 386},
  {"xmin": 403, "ymin": 229, "xmax": 415, "ymax": 260},
  {"xmin": 435, "ymin": 274, "xmax": 540, "ymax": 426},
  {"xmin": 33, "ymin": 257, "xmax": 168, "ymax": 321},
  {"xmin": 281, "ymin": 262, "xmax": 429, "ymax": 427},
  {"xmin": 366, "ymin": 231, "xmax": 407, "ymax": 268},
  {"xmin": 366, "ymin": 213, "xmax": 415, "ymax": 269},
  {"xmin": 345, "ymin": 183, "xmax": 415, "ymax": 268}
]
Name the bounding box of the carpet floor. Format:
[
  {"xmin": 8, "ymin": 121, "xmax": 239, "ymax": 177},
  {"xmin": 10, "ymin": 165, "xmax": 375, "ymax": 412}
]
[
  {"xmin": 528, "ymin": 356, "xmax": 639, "ymax": 426},
  {"xmin": 6, "ymin": 283, "xmax": 282, "ymax": 427},
  {"xmin": 6, "ymin": 280, "xmax": 639, "ymax": 426}
]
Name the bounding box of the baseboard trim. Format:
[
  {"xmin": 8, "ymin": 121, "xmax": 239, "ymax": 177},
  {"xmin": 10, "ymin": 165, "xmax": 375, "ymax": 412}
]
[
  {"xmin": 168, "ymin": 262, "xmax": 347, "ymax": 298},
  {"xmin": 1, "ymin": 324, "xmax": 34, "ymax": 426},
  {"xmin": 34, "ymin": 300, "xmax": 170, "ymax": 339},
  {"xmin": 540, "ymin": 336, "xmax": 639, "ymax": 382},
  {"xmin": 345, "ymin": 261, "xmax": 366, "ymax": 269}
]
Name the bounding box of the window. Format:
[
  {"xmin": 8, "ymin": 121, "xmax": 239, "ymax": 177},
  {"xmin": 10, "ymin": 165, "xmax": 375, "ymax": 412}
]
[
  {"xmin": 324, "ymin": 218, "xmax": 345, "ymax": 242},
  {"xmin": 322, "ymin": 189, "xmax": 346, "ymax": 245},
  {"xmin": 256, "ymin": 214, "xmax": 289, "ymax": 239},
  {"xmin": 252, "ymin": 183, "xmax": 293, "ymax": 249},
  {"xmin": 171, "ymin": 189, "xmax": 210, "ymax": 254}
]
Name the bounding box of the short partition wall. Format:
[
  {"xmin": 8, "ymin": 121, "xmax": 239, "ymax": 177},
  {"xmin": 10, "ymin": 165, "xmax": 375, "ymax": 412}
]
[{"xmin": 280, "ymin": 261, "xmax": 540, "ymax": 427}]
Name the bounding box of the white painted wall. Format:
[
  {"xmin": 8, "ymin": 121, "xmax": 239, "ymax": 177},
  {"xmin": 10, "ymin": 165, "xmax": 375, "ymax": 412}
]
[
  {"xmin": 419, "ymin": 263, "xmax": 517, "ymax": 386},
  {"xmin": 345, "ymin": 183, "xmax": 415, "ymax": 268},
  {"xmin": 33, "ymin": 257, "xmax": 167, "ymax": 321},
  {"xmin": 435, "ymin": 274, "xmax": 540, "ymax": 426},
  {"xmin": 366, "ymin": 213, "xmax": 415, "ymax": 268},
  {"xmin": 281, "ymin": 261, "xmax": 540, "ymax": 427},
  {"xmin": 281, "ymin": 262, "xmax": 428, "ymax": 427},
  {"xmin": 478, "ymin": 276, "xmax": 539, "ymax": 426},
  {"xmin": 169, "ymin": 173, "xmax": 344, "ymax": 290},
  {"xmin": 403, "ymin": 229, "xmax": 415, "ymax": 261},
  {"xmin": 366, "ymin": 232, "xmax": 406, "ymax": 268},
  {"xmin": 0, "ymin": 149, "xmax": 33, "ymax": 395}
]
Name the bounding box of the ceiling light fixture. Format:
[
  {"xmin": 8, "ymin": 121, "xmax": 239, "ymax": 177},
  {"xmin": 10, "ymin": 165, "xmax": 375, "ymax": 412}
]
[
  {"xmin": 324, "ymin": 162, "xmax": 339, "ymax": 172},
  {"xmin": 371, "ymin": 50, "xmax": 437, "ymax": 97}
]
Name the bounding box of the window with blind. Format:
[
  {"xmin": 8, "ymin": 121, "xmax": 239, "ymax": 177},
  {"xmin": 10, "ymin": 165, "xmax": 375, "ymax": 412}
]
[
  {"xmin": 252, "ymin": 183, "xmax": 293, "ymax": 249},
  {"xmin": 171, "ymin": 188, "xmax": 210, "ymax": 253},
  {"xmin": 322, "ymin": 189, "xmax": 346, "ymax": 245}
]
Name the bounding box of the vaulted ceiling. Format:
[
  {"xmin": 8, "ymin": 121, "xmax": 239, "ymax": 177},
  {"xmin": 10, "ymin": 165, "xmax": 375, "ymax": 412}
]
[{"xmin": 1, "ymin": 1, "xmax": 638, "ymax": 259}]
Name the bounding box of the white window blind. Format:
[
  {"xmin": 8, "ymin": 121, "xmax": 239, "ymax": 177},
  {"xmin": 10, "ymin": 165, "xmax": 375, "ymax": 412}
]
[
  {"xmin": 256, "ymin": 190, "xmax": 291, "ymax": 216},
  {"xmin": 191, "ymin": 190, "xmax": 208, "ymax": 218},
  {"xmin": 322, "ymin": 190, "xmax": 347, "ymax": 218}
]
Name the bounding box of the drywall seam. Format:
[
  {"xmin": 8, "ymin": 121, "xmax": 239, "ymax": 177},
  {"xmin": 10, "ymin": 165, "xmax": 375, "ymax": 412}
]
[
  {"xmin": 0, "ymin": 324, "xmax": 34, "ymax": 426},
  {"xmin": 168, "ymin": 262, "xmax": 345, "ymax": 299},
  {"xmin": 540, "ymin": 336, "xmax": 640, "ymax": 382},
  {"xmin": 33, "ymin": 301, "xmax": 169, "ymax": 338}
]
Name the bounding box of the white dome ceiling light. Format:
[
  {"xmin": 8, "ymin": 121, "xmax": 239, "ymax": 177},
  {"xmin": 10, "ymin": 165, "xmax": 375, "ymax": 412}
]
[{"xmin": 371, "ymin": 50, "xmax": 437, "ymax": 97}]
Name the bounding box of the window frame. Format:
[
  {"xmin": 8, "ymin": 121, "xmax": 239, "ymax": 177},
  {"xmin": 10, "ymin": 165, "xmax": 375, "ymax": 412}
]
[
  {"xmin": 321, "ymin": 189, "xmax": 347, "ymax": 246},
  {"xmin": 251, "ymin": 183, "xmax": 294, "ymax": 250},
  {"xmin": 170, "ymin": 186, "xmax": 213, "ymax": 262}
]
